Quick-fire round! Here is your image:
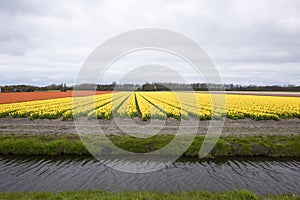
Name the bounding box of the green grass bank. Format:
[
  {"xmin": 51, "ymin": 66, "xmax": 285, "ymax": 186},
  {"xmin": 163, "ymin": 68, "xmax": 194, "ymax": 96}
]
[
  {"xmin": 0, "ymin": 190, "xmax": 299, "ymax": 200},
  {"xmin": 0, "ymin": 134, "xmax": 299, "ymax": 157}
]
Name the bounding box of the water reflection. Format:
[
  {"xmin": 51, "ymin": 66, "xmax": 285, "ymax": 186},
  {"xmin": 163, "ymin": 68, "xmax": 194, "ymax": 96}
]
[{"xmin": 0, "ymin": 156, "xmax": 299, "ymax": 195}]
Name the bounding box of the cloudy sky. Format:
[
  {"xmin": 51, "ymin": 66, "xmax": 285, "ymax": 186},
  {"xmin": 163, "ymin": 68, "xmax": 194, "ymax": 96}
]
[{"xmin": 0, "ymin": 0, "xmax": 299, "ymax": 86}]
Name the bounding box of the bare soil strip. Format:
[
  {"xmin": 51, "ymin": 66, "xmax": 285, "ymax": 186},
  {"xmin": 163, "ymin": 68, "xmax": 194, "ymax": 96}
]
[{"xmin": 0, "ymin": 117, "xmax": 299, "ymax": 136}]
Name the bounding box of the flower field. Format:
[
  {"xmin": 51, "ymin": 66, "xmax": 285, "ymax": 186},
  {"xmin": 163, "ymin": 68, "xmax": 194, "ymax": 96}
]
[
  {"xmin": 0, "ymin": 91, "xmax": 111, "ymax": 104},
  {"xmin": 0, "ymin": 92, "xmax": 299, "ymax": 120}
]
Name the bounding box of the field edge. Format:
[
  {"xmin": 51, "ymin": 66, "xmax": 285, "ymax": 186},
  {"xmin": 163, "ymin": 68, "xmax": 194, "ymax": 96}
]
[
  {"xmin": 0, "ymin": 134, "xmax": 299, "ymax": 157},
  {"xmin": 0, "ymin": 189, "xmax": 298, "ymax": 200}
]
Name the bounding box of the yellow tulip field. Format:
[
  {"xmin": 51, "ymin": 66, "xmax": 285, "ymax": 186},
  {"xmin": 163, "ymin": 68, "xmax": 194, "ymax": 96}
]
[{"xmin": 0, "ymin": 92, "xmax": 299, "ymax": 120}]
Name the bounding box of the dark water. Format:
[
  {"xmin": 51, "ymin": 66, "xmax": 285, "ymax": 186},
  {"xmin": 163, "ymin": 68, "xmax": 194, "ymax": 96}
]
[{"xmin": 0, "ymin": 156, "xmax": 299, "ymax": 195}]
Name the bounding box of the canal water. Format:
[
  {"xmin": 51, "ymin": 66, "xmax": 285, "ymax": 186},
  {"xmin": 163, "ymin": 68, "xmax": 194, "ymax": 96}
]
[{"xmin": 0, "ymin": 156, "xmax": 299, "ymax": 195}]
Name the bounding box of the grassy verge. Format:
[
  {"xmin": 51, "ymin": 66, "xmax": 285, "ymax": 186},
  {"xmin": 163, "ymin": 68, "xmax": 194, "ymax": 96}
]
[
  {"xmin": 0, "ymin": 134, "xmax": 88, "ymax": 156},
  {"xmin": 0, "ymin": 190, "xmax": 299, "ymax": 200},
  {"xmin": 0, "ymin": 134, "xmax": 299, "ymax": 157}
]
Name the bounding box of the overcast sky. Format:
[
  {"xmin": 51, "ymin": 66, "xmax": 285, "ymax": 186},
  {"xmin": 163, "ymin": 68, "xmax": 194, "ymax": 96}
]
[{"xmin": 0, "ymin": 0, "xmax": 299, "ymax": 86}]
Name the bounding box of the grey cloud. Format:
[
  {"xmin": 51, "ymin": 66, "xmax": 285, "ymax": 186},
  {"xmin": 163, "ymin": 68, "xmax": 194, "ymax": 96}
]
[{"xmin": 0, "ymin": 0, "xmax": 299, "ymax": 86}]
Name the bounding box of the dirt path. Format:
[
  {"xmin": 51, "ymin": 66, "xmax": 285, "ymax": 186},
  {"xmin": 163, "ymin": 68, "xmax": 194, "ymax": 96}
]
[{"xmin": 0, "ymin": 117, "xmax": 299, "ymax": 136}]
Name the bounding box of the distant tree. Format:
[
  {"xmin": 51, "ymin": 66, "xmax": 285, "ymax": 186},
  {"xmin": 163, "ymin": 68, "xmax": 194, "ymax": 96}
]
[{"xmin": 142, "ymin": 83, "xmax": 155, "ymax": 91}]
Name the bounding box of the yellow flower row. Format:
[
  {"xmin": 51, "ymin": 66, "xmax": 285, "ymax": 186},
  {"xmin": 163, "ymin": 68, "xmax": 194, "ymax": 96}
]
[
  {"xmin": 135, "ymin": 92, "xmax": 299, "ymax": 120},
  {"xmin": 0, "ymin": 92, "xmax": 299, "ymax": 120},
  {"xmin": 140, "ymin": 92, "xmax": 188, "ymax": 120},
  {"xmin": 117, "ymin": 93, "xmax": 138, "ymax": 118},
  {"xmin": 94, "ymin": 93, "xmax": 131, "ymax": 119},
  {"xmin": 135, "ymin": 93, "xmax": 166, "ymax": 120}
]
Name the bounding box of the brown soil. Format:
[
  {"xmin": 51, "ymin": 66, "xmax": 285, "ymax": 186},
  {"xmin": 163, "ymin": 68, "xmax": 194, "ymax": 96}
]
[{"xmin": 0, "ymin": 117, "xmax": 299, "ymax": 136}]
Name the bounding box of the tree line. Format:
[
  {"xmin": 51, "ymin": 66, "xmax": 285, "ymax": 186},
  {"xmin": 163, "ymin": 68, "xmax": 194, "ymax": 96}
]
[{"xmin": 0, "ymin": 82, "xmax": 299, "ymax": 92}]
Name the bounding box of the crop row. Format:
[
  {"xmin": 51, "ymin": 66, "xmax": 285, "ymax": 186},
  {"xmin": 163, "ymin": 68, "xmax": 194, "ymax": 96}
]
[{"xmin": 0, "ymin": 92, "xmax": 299, "ymax": 120}]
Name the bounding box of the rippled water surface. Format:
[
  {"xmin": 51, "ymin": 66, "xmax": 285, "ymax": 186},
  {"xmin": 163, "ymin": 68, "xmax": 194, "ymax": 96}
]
[{"xmin": 0, "ymin": 156, "xmax": 299, "ymax": 195}]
